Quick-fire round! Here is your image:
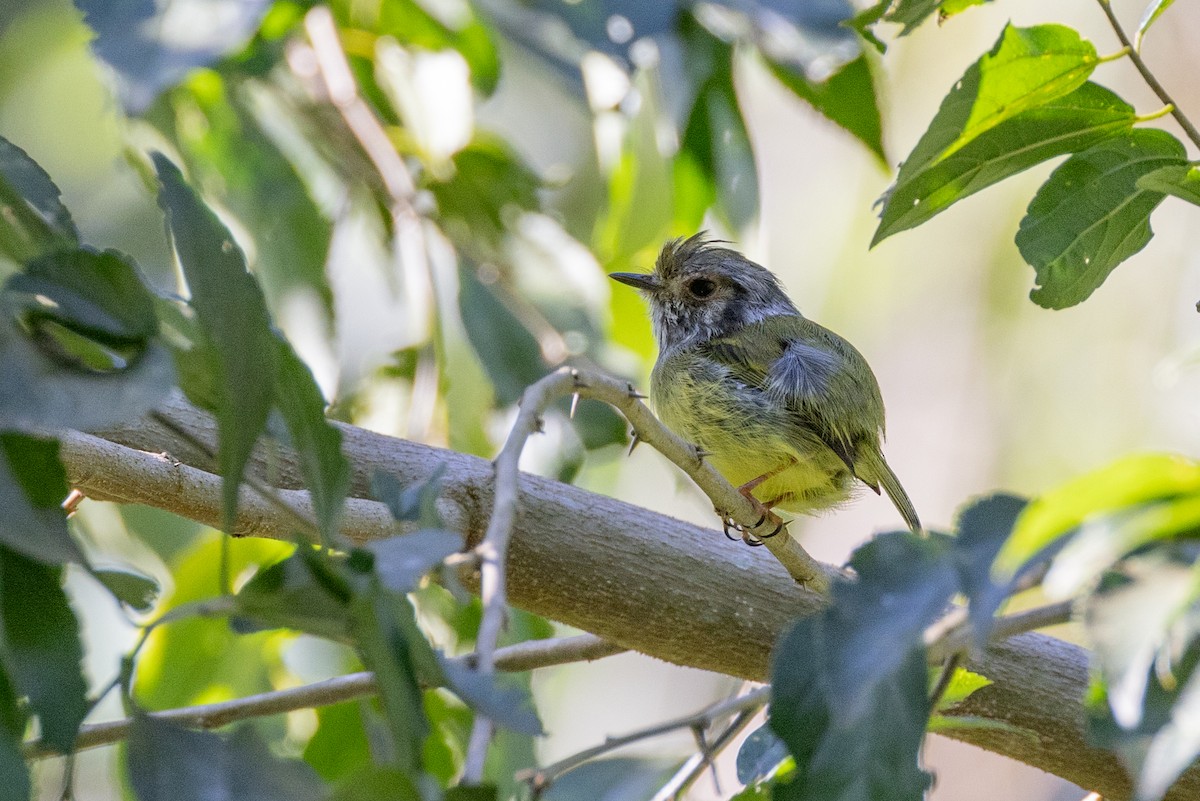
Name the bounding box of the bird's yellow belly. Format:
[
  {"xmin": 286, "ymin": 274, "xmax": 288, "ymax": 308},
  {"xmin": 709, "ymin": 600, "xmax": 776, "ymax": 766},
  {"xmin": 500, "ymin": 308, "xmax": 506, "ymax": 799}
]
[{"xmin": 652, "ymin": 360, "xmax": 852, "ymax": 513}]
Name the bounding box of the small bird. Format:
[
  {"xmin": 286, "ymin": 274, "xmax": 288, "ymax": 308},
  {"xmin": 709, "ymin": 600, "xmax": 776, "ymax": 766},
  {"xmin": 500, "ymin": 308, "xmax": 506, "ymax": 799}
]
[{"xmin": 610, "ymin": 233, "xmax": 920, "ymax": 540}]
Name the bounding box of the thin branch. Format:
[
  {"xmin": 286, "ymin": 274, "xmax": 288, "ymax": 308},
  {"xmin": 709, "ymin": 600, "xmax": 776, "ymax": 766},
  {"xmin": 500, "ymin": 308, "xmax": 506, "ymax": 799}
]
[
  {"xmin": 649, "ymin": 705, "xmax": 762, "ymax": 801},
  {"xmin": 1095, "ymin": 0, "xmax": 1200, "ymax": 151},
  {"xmin": 925, "ymin": 600, "xmax": 1076, "ymax": 664},
  {"xmin": 24, "ymin": 634, "xmax": 622, "ymax": 760},
  {"xmin": 520, "ymin": 685, "xmax": 770, "ymax": 791}
]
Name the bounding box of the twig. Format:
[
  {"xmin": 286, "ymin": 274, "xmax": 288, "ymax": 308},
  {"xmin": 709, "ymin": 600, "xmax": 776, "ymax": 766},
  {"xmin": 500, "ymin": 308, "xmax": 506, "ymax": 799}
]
[
  {"xmin": 520, "ymin": 685, "xmax": 770, "ymax": 793},
  {"xmin": 1095, "ymin": 0, "xmax": 1200, "ymax": 151},
  {"xmin": 461, "ymin": 366, "xmax": 831, "ymax": 780},
  {"xmin": 649, "ymin": 705, "xmax": 763, "ymax": 801},
  {"xmin": 928, "ymin": 652, "xmax": 963, "ymax": 707},
  {"xmin": 925, "ymin": 600, "xmax": 1075, "ymax": 664},
  {"xmin": 24, "ymin": 633, "xmax": 622, "ymax": 760}
]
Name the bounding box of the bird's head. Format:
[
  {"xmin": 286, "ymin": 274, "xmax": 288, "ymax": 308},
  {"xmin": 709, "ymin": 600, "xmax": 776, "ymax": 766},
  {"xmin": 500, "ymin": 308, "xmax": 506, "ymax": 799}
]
[{"xmin": 610, "ymin": 233, "xmax": 798, "ymax": 351}]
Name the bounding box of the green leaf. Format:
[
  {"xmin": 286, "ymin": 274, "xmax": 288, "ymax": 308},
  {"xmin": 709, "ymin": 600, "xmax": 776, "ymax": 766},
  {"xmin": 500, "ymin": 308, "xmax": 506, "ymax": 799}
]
[
  {"xmin": 540, "ymin": 757, "xmax": 684, "ymax": 801},
  {"xmin": 445, "ymin": 787, "xmax": 498, "ymax": 801},
  {"xmin": 0, "ymin": 249, "xmax": 174, "ymax": 432},
  {"xmin": 327, "ymin": 766, "xmax": 421, "ymax": 801},
  {"xmin": 0, "ymin": 433, "xmax": 83, "ymax": 564},
  {"xmin": 0, "ymin": 668, "xmax": 29, "ymax": 801},
  {"xmin": 154, "ymin": 153, "xmax": 275, "ymax": 530},
  {"xmin": 767, "ymin": 55, "xmax": 884, "ymax": 163},
  {"xmin": 951, "ymin": 493, "xmax": 1028, "ymax": 631},
  {"xmin": 769, "ymin": 533, "xmax": 954, "ymax": 800},
  {"xmin": 0, "ymin": 135, "xmax": 77, "ymax": 262},
  {"xmin": 366, "ymin": 531, "xmax": 464, "ymax": 594},
  {"xmin": 936, "ymin": 667, "xmax": 993, "ymax": 708},
  {"xmin": 351, "ymin": 592, "xmax": 430, "ymax": 774},
  {"xmin": 272, "ymin": 337, "xmax": 350, "ymax": 545},
  {"xmin": 127, "ymin": 716, "xmax": 325, "ymax": 801},
  {"xmin": 737, "ymin": 723, "xmax": 789, "ymax": 786},
  {"xmin": 1020, "ymin": 129, "xmax": 1186, "ymax": 309},
  {"xmin": 0, "ymin": 547, "xmax": 87, "ymax": 753},
  {"xmin": 234, "ymin": 551, "xmax": 353, "ymax": 641},
  {"xmin": 875, "ymin": 82, "xmax": 1136, "ymax": 241},
  {"xmin": 844, "ymin": 2, "xmax": 887, "ymax": 54},
  {"xmin": 92, "ymin": 567, "xmax": 160, "ymax": 612},
  {"xmin": 440, "ymin": 658, "xmax": 543, "ymax": 736},
  {"xmin": 996, "ymin": 453, "xmax": 1200, "ymax": 577},
  {"xmin": 882, "ymin": 0, "xmax": 939, "ymax": 35},
  {"xmin": 927, "ymin": 714, "xmax": 1039, "ymax": 741},
  {"xmin": 371, "ymin": 465, "xmax": 446, "ymax": 527},
  {"xmin": 427, "ymin": 138, "xmax": 541, "ymax": 247},
  {"xmin": 304, "ymin": 702, "xmax": 372, "ymax": 782},
  {"xmin": 457, "ymin": 265, "xmax": 546, "ymax": 407},
  {"xmin": 677, "ymin": 22, "xmax": 759, "ymax": 232},
  {"xmin": 1138, "ymin": 163, "xmax": 1200, "ymax": 207},
  {"xmin": 1135, "ymin": 0, "xmax": 1176, "ymax": 50}
]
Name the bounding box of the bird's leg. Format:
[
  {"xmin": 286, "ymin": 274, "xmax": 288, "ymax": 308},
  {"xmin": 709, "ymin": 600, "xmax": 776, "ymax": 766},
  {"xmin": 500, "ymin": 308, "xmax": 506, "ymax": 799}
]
[
  {"xmin": 736, "ymin": 457, "xmax": 797, "ymax": 503},
  {"xmin": 718, "ymin": 459, "xmax": 796, "ymax": 546}
]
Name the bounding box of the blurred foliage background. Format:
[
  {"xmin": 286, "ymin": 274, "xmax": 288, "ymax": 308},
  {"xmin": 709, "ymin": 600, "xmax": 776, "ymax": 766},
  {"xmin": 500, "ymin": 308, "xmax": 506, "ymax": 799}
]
[{"xmin": 2, "ymin": 0, "xmax": 1198, "ymax": 797}]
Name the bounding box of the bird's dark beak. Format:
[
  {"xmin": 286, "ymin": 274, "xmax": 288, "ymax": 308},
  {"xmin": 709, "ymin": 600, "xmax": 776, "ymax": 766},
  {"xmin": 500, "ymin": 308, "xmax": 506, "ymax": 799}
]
[{"xmin": 609, "ymin": 272, "xmax": 660, "ymax": 292}]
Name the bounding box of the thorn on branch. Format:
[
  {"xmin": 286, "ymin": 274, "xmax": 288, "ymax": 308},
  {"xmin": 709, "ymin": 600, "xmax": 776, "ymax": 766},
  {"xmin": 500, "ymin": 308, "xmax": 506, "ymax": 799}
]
[
  {"xmin": 626, "ymin": 430, "xmax": 641, "ymax": 456},
  {"xmin": 570, "ymin": 369, "xmax": 589, "ymax": 390},
  {"xmin": 533, "ymin": 416, "xmax": 546, "ymax": 434},
  {"xmin": 625, "ymin": 383, "xmax": 648, "ymax": 400},
  {"xmin": 569, "ymin": 393, "xmax": 580, "ymax": 420}
]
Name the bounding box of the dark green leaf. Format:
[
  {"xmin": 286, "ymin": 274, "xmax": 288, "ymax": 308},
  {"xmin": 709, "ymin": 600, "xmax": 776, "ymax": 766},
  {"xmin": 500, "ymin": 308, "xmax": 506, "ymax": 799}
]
[
  {"xmin": 0, "ymin": 249, "xmax": 174, "ymax": 432},
  {"xmin": 127, "ymin": 716, "xmax": 325, "ymax": 801},
  {"xmin": 371, "ymin": 464, "xmax": 446, "ymax": 527},
  {"xmin": 844, "ymin": 2, "xmax": 887, "ymax": 54},
  {"xmin": 737, "ymin": 723, "xmax": 789, "ymax": 785},
  {"xmin": 883, "ymin": 0, "xmax": 939, "ymax": 35},
  {"xmin": 154, "ymin": 153, "xmax": 275, "ymax": 530},
  {"xmin": 769, "ymin": 533, "xmax": 955, "ymax": 800},
  {"xmin": 768, "ymin": 55, "xmax": 884, "ymax": 162},
  {"xmin": 0, "ymin": 667, "xmax": 29, "ymax": 801},
  {"xmin": 351, "ymin": 592, "xmax": 429, "ymax": 774},
  {"xmin": 445, "ymin": 787, "xmax": 498, "ymax": 801},
  {"xmin": 74, "ymin": 0, "xmax": 271, "ymax": 111},
  {"xmin": 875, "ymin": 82, "xmax": 1136, "ymax": 241},
  {"xmin": 327, "ymin": 765, "xmax": 422, "ymax": 801},
  {"xmin": 951, "ymin": 493, "xmax": 1028, "ymax": 633},
  {"xmin": 0, "ymin": 135, "xmax": 77, "ymax": 262},
  {"xmin": 234, "ymin": 551, "xmax": 353, "ymax": 641},
  {"xmin": 92, "ymin": 567, "xmax": 160, "ymax": 612},
  {"xmin": 677, "ymin": 23, "xmax": 759, "ymax": 231},
  {"xmin": 440, "ymin": 658, "xmax": 543, "ymax": 736},
  {"xmin": 1138, "ymin": 163, "xmax": 1200, "ymax": 207},
  {"xmin": 541, "ymin": 757, "xmax": 684, "ymax": 801},
  {"xmin": 428, "ymin": 139, "xmax": 541, "ymax": 246},
  {"xmin": 458, "ymin": 265, "xmax": 546, "ymax": 407},
  {"xmin": 0, "ymin": 548, "xmax": 87, "ymax": 753},
  {"xmin": 272, "ymin": 337, "xmax": 350, "ymax": 545},
  {"xmin": 366, "ymin": 531, "xmax": 464, "ymax": 594},
  {"xmin": 996, "ymin": 454, "xmax": 1200, "ymax": 577},
  {"xmin": 0, "ymin": 433, "xmax": 82, "ymax": 564},
  {"xmin": 1019, "ymin": 129, "xmax": 1186, "ymax": 309},
  {"xmin": 1136, "ymin": 0, "xmax": 1176, "ymax": 49},
  {"xmin": 424, "ymin": 689, "xmax": 472, "ymax": 785}
]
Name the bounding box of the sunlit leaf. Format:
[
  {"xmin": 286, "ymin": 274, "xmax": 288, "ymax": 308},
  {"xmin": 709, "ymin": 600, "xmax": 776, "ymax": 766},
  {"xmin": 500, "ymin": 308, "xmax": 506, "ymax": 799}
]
[
  {"xmin": 1135, "ymin": 0, "xmax": 1176, "ymax": 50},
  {"xmin": 0, "ymin": 434, "xmax": 82, "ymax": 564},
  {"xmin": 1138, "ymin": 163, "xmax": 1200, "ymax": 207},
  {"xmin": 937, "ymin": 667, "xmax": 992, "ymax": 708},
  {"xmin": 74, "ymin": 0, "xmax": 272, "ymax": 112},
  {"xmin": 0, "ymin": 548, "xmax": 87, "ymax": 753},
  {"xmin": 927, "ymin": 714, "xmax": 1039, "ymax": 741},
  {"xmin": 875, "ymin": 82, "xmax": 1136, "ymax": 241},
  {"xmin": 304, "ymin": 702, "xmax": 372, "ymax": 782},
  {"xmin": 154, "ymin": 154, "xmax": 276, "ymax": 530},
  {"xmin": 376, "ymin": 0, "xmax": 500, "ymax": 95},
  {"xmin": 127, "ymin": 716, "xmax": 325, "ymax": 801},
  {"xmin": 0, "ymin": 135, "xmax": 77, "ymax": 262},
  {"xmin": 767, "ymin": 55, "xmax": 884, "ymax": 163},
  {"xmin": 996, "ymin": 454, "xmax": 1200, "ymax": 577},
  {"xmin": 1020, "ymin": 129, "xmax": 1186, "ymax": 309}
]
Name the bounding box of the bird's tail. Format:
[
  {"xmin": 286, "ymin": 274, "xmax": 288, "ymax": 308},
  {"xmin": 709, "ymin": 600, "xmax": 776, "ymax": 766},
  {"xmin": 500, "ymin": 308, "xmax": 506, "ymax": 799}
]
[{"xmin": 856, "ymin": 446, "xmax": 922, "ymax": 534}]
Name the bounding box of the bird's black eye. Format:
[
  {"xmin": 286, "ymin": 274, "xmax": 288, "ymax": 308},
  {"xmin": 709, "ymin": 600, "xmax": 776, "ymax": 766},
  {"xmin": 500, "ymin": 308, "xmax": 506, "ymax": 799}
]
[{"xmin": 688, "ymin": 277, "xmax": 716, "ymax": 299}]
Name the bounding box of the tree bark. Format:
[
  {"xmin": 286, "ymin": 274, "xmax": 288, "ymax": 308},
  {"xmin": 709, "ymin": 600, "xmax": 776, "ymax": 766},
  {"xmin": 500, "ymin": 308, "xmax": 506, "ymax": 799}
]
[{"xmin": 62, "ymin": 393, "xmax": 1195, "ymax": 800}]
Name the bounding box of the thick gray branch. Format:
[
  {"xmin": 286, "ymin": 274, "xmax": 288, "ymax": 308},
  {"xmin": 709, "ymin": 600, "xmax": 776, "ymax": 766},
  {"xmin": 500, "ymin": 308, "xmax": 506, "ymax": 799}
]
[{"xmin": 70, "ymin": 394, "xmax": 1197, "ymax": 800}]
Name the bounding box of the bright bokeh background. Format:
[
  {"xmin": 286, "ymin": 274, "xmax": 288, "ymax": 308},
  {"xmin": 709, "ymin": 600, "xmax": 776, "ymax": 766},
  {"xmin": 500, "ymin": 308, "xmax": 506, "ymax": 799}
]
[{"xmin": 3, "ymin": 0, "xmax": 1198, "ymax": 797}]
